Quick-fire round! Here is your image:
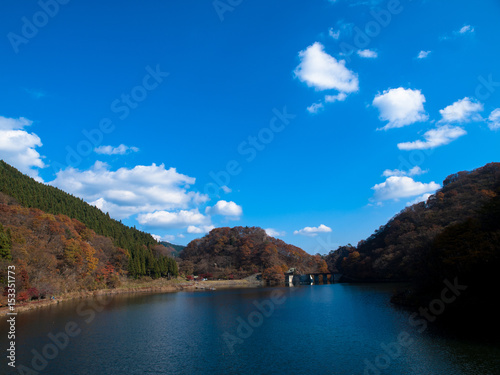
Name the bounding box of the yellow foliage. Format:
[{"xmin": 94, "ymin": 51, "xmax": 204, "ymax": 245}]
[{"xmin": 81, "ymin": 242, "xmax": 99, "ymax": 274}]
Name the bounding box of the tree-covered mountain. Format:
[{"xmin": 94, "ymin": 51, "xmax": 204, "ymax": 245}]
[
  {"xmin": 326, "ymin": 162, "xmax": 500, "ymax": 282},
  {"xmin": 325, "ymin": 162, "xmax": 500, "ymax": 337},
  {"xmin": 0, "ymin": 160, "xmax": 178, "ymax": 303},
  {"xmin": 0, "ymin": 160, "xmax": 159, "ymax": 253},
  {"xmin": 180, "ymin": 226, "xmax": 328, "ymax": 282},
  {"xmin": 160, "ymin": 241, "xmax": 185, "ymax": 257},
  {"xmin": 0, "ymin": 192, "xmax": 178, "ymax": 302}
]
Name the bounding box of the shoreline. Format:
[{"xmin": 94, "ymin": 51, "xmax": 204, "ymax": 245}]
[{"xmin": 0, "ymin": 278, "xmax": 263, "ymax": 315}]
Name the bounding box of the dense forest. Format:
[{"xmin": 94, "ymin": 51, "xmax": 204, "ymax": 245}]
[
  {"xmin": 0, "ymin": 160, "xmax": 160, "ymax": 252},
  {"xmin": 325, "ymin": 162, "xmax": 500, "ymax": 281},
  {"xmin": 160, "ymin": 241, "xmax": 185, "ymax": 257},
  {"xmin": 0, "ymin": 161, "xmax": 179, "ymax": 304},
  {"xmin": 180, "ymin": 226, "xmax": 328, "ymax": 282},
  {"xmin": 0, "ymin": 192, "xmax": 177, "ymax": 303},
  {"xmin": 3, "ymin": 156, "xmax": 498, "ymax": 329},
  {"xmin": 325, "ymin": 162, "xmax": 500, "ymax": 336}
]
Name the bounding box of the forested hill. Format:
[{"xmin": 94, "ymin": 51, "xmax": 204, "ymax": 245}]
[
  {"xmin": 0, "ymin": 160, "xmax": 179, "ymax": 303},
  {"xmin": 180, "ymin": 226, "xmax": 328, "ymax": 282},
  {"xmin": 0, "ymin": 160, "xmax": 157, "ymax": 252},
  {"xmin": 0, "ymin": 191, "xmax": 178, "ymax": 303},
  {"xmin": 160, "ymin": 241, "xmax": 185, "ymax": 257},
  {"xmin": 325, "ymin": 162, "xmax": 500, "ymax": 282},
  {"xmin": 325, "ymin": 162, "xmax": 500, "ymax": 336}
]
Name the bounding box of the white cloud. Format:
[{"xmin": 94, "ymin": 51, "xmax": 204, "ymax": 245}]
[
  {"xmin": 398, "ymin": 125, "xmax": 467, "ymax": 151},
  {"xmin": 151, "ymin": 234, "xmax": 162, "ymax": 242},
  {"xmin": 187, "ymin": 225, "xmax": 215, "ymax": 234},
  {"xmin": 406, "ymin": 193, "xmax": 432, "ymax": 206},
  {"xmin": 137, "ymin": 209, "xmax": 209, "ymax": 229},
  {"xmin": 373, "ymin": 88, "xmax": 428, "ymax": 130},
  {"xmin": 417, "ymin": 50, "xmax": 431, "ymax": 59},
  {"xmin": 49, "ymin": 162, "xmax": 208, "ymax": 219},
  {"xmin": 439, "ymin": 97, "xmax": 483, "ymax": 123},
  {"xmin": 357, "ymin": 49, "xmax": 378, "ymax": 58},
  {"xmin": 221, "ymin": 185, "xmax": 232, "ymax": 193},
  {"xmin": 334, "ymin": 20, "xmax": 354, "ymax": 36},
  {"xmin": 488, "ymin": 108, "xmax": 500, "ymax": 130},
  {"xmin": 205, "ymin": 200, "xmax": 243, "ymax": 217},
  {"xmin": 328, "ymin": 28, "xmax": 341, "ymax": 40},
  {"xmin": 382, "ymin": 166, "xmax": 427, "ymax": 177},
  {"xmin": 325, "ymin": 92, "xmax": 348, "ymax": 103},
  {"xmin": 94, "ymin": 144, "xmax": 139, "ymax": 155},
  {"xmin": 0, "ymin": 116, "xmax": 32, "ymax": 130},
  {"xmin": 308, "ymin": 93, "xmax": 347, "ymax": 114},
  {"xmin": 372, "ymin": 176, "xmax": 440, "ymax": 201},
  {"xmin": 294, "ymin": 224, "xmax": 332, "ymax": 237},
  {"xmin": 265, "ymin": 228, "xmax": 286, "ymax": 237},
  {"xmin": 441, "ymin": 25, "xmax": 475, "ymax": 41},
  {"xmin": 407, "ymin": 166, "xmax": 427, "ymax": 176},
  {"xmin": 294, "ymin": 42, "xmax": 359, "ymax": 93},
  {"xmin": 151, "ymin": 233, "xmax": 176, "ymax": 242},
  {"xmin": 458, "ymin": 25, "xmax": 474, "ymax": 35},
  {"xmin": 307, "ymin": 102, "xmax": 324, "ymax": 114},
  {"xmin": 0, "ymin": 116, "xmax": 45, "ymax": 180},
  {"xmin": 187, "ymin": 226, "xmax": 203, "ymax": 233}
]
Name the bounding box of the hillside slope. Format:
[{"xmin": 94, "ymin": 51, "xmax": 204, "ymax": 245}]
[
  {"xmin": 0, "ymin": 160, "xmax": 157, "ymax": 252},
  {"xmin": 180, "ymin": 226, "xmax": 328, "ymax": 282},
  {"xmin": 325, "ymin": 162, "xmax": 500, "ymax": 337},
  {"xmin": 0, "ymin": 192, "xmax": 178, "ymax": 304},
  {"xmin": 160, "ymin": 241, "xmax": 185, "ymax": 257},
  {"xmin": 0, "ymin": 161, "xmax": 179, "ymax": 304},
  {"xmin": 326, "ymin": 162, "xmax": 500, "ymax": 282}
]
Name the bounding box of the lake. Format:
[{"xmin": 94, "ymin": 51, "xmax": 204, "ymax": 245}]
[{"xmin": 2, "ymin": 283, "xmax": 499, "ymax": 374}]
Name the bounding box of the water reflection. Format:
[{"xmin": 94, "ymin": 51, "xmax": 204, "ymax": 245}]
[{"xmin": 2, "ymin": 284, "xmax": 499, "ymax": 375}]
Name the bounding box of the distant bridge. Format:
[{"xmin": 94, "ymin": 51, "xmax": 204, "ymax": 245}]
[{"xmin": 284, "ymin": 272, "xmax": 341, "ymax": 285}]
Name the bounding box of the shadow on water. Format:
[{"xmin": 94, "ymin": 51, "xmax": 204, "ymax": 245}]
[{"xmin": 1, "ymin": 283, "xmax": 499, "ymax": 375}]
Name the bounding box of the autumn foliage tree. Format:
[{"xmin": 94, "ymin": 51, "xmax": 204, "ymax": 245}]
[
  {"xmin": 0, "ymin": 160, "xmax": 159, "ymax": 257},
  {"xmin": 0, "ymin": 160, "xmax": 182, "ymax": 305},
  {"xmin": 181, "ymin": 226, "xmax": 326, "ymax": 282},
  {"xmin": 0, "ymin": 188, "xmax": 178, "ymax": 305},
  {"xmin": 262, "ymin": 265, "xmax": 285, "ymax": 283},
  {"xmin": 325, "ymin": 162, "xmax": 500, "ymax": 282},
  {"xmin": 0, "ymin": 223, "xmax": 12, "ymax": 260}
]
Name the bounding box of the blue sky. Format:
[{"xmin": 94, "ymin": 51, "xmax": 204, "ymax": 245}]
[{"xmin": 1, "ymin": 0, "xmax": 499, "ymax": 253}]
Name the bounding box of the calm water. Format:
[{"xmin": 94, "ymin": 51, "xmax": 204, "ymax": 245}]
[{"xmin": 2, "ymin": 284, "xmax": 499, "ymax": 375}]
